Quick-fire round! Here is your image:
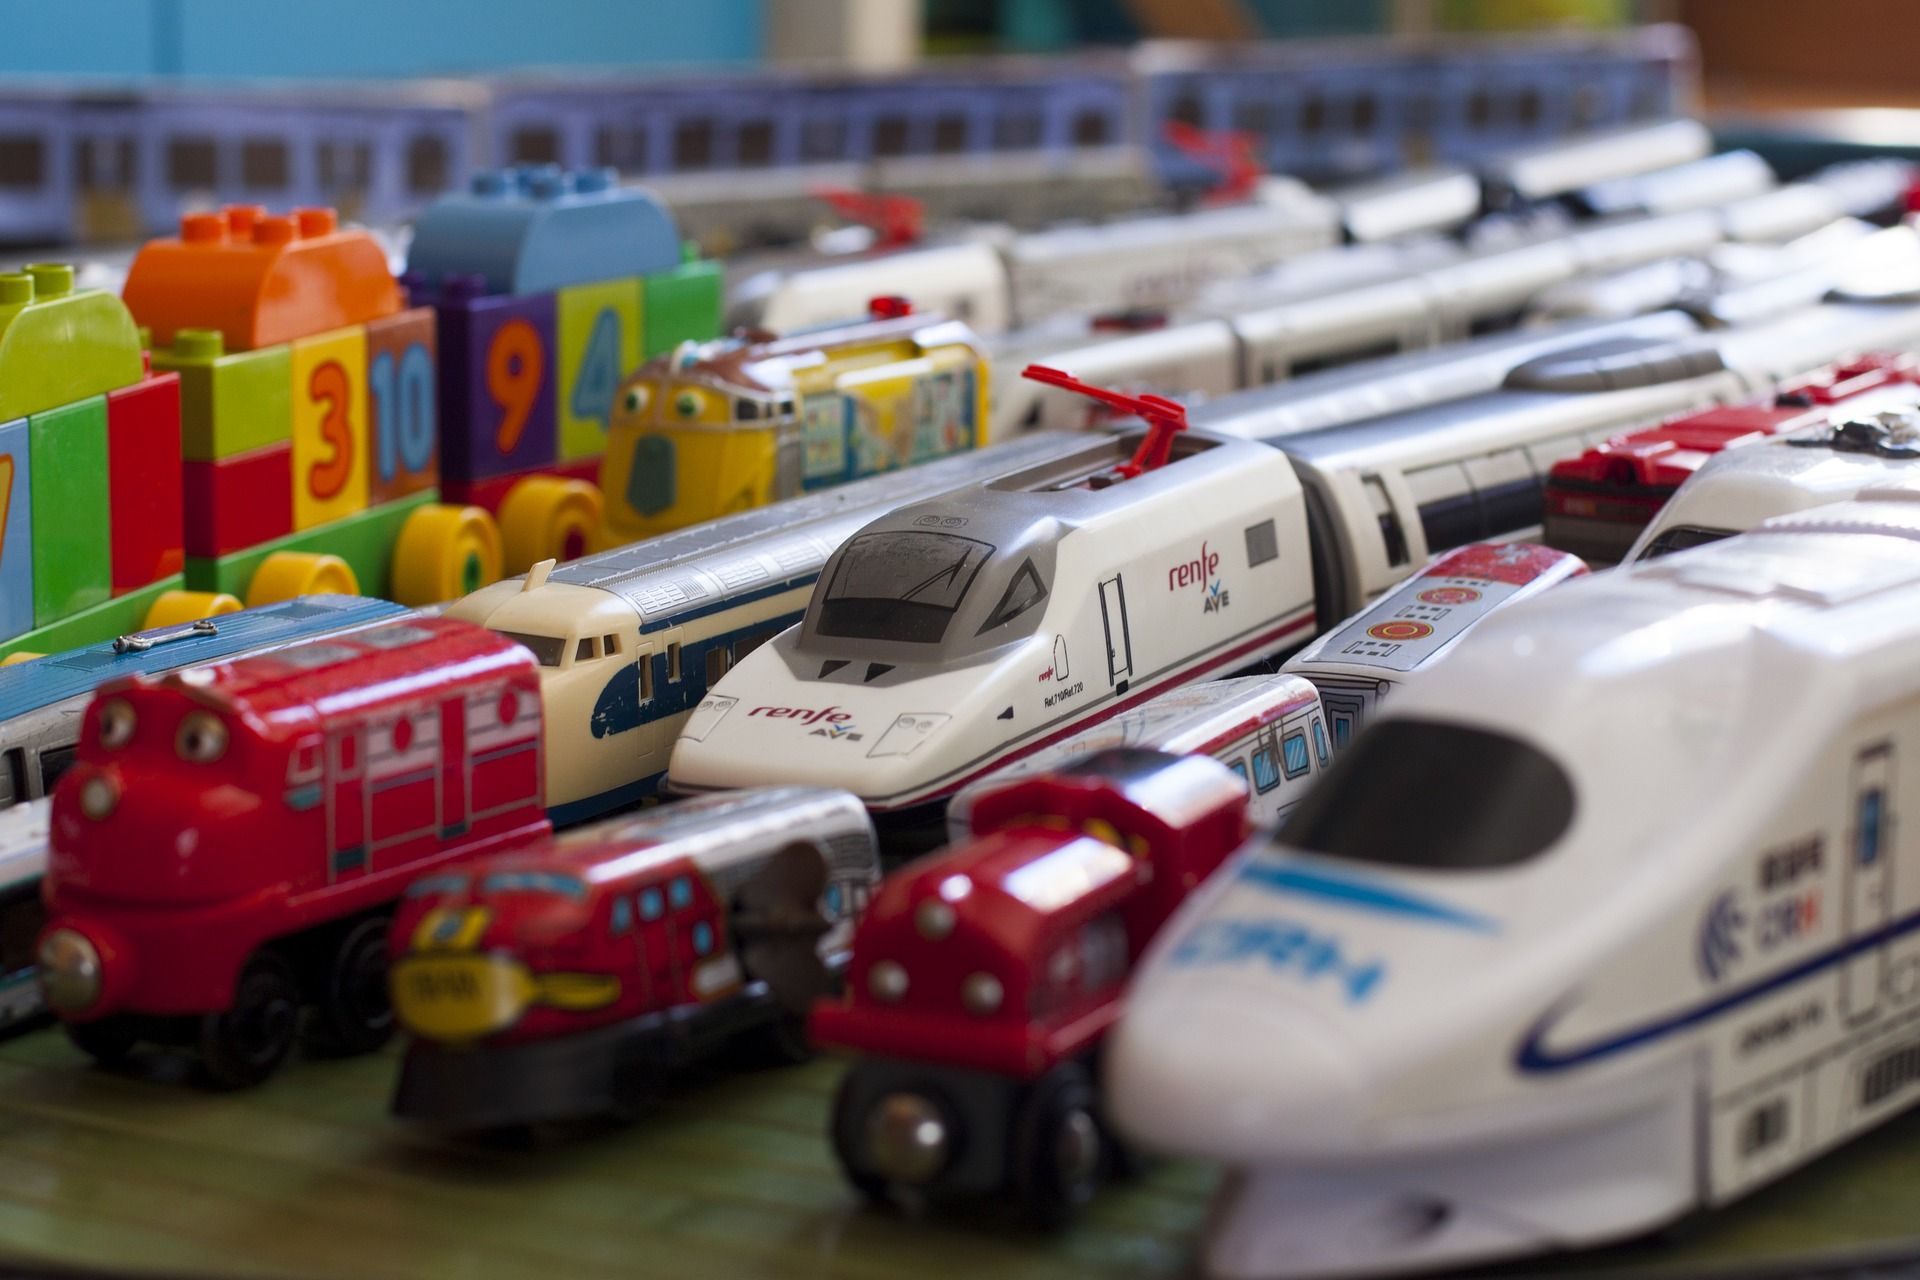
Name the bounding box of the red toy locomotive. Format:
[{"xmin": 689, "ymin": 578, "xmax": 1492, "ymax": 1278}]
[
  {"xmin": 388, "ymin": 787, "xmax": 882, "ymax": 1129},
  {"xmin": 812, "ymin": 747, "xmax": 1250, "ymax": 1222},
  {"xmin": 37, "ymin": 616, "xmax": 550, "ymax": 1087}
]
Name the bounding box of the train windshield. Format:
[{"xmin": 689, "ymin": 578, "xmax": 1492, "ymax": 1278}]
[
  {"xmin": 817, "ymin": 531, "xmax": 994, "ymax": 644},
  {"xmin": 1277, "ymin": 719, "xmax": 1575, "ymax": 869},
  {"xmin": 497, "ymin": 630, "xmax": 569, "ymax": 667},
  {"xmin": 1636, "ymin": 524, "xmax": 1736, "ymax": 562},
  {"xmin": 480, "ymin": 871, "xmax": 588, "ymax": 900}
]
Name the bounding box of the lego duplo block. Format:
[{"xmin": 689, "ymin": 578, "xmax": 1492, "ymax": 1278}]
[
  {"xmin": 182, "ymin": 442, "xmax": 294, "ymax": 558},
  {"xmin": 640, "ymin": 258, "xmax": 724, "ymax": 359},
  {"xmin": 556, "ymin": 276, "xmax": 642, "ymax": 463},
  {"xmin": 290, "ymin": 325, "xmax": 370, "ymax": 532},
  {"xmin": 0, "ymin": 418, "xmax": 32, "ymax": 643},
  {"xmin": 408, "ymin": 168, "xmax": 683, "ymax": 297},
  {"xmin": 123, "ymin": 205, "xmax": 401, "ymax": 352},
  {"xmin": 365, "ymin": 306, "xmax": 440, "ymax": 508},
  {"xmin": 431, "ymin": 283, "xmax": 557, "ymax": 483},
  {"xmin": 440, "ymin": 456, "xmax": 599, "ymax": 514},
  {"xmin": 185, "ymin": 490, "xmax": 436, "ymax": 604},
  {"xmin": 155, "ymin": 330, "xmax": 293, "ymax": 462},
  {"xmin": 0, "ymin": 264, "xmax": 143, "ymax": 425},
  {"xmin": 29, "ymin": 395, "xmax": 111, "ymax": 626},
  {"xmin": 107, "ymin": 371, "xmax": 185, "ymax": 593},
  {"xmin": 0, "ymin": 573, "xmax": 182, "ymax": 662}
]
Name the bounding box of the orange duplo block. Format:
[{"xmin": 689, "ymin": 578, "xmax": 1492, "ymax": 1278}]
[{"xmin": 122, "ymin": 205, "xmax": 402, "ymax": 353}]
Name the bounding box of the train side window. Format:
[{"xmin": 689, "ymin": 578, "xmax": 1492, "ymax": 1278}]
[
  {"xmin": 1515, "ymin": 88, "xmax": 1542, "ymax": 129},
  {"xmin": 1312, "ymin": 718, "xmax": 1330, "ymax": 765},
  {"xmin": 0, "ymin": 136, "xmax": 42, "ymax": 190},
  {"xmin": 1228, "ymin": 759, "xmax": 1250, "ymax": 789},
  {"xmin": 1352, "ymin": 94, "xmax": 1378, "ymax": 134},
  {"xmin": 602, "ymin": 634, "xmax": 622, "ymax": 656},
  {"xmin": 738, "ymin": 119, "xmax": 774, "ymax": 167},
  {"xmin": 667, "ymin": 642, "xmax": 683, "ymax": 682},
  {"xmin": 1464, "ymin": 448, "xmax": 1541, "ymax": 538},
  {"xmin": 1167, "ymin": 89, "xmax": 1204, "ymax": 129},
  {"xmin": 674, "ymin": 119, "xmax": 714, "ymax": 170},
  {"xmin": 734, "ymin": 627, "xmax": 779, "ymax": 662},
  {"xmin": 1301, "ymin": 94, "xmax": 1329, "ymax": 136},
  {"xmin": 1251, "ymin": 748, "xmax": 1282, "ymax": 794},
  {"xmin": 510, "ymin": 126, "xmax": 560, "ymax": 166},
  {"xmin": 1362, "ymin": 475, "xmax": 1410, "ymax": 568},
  {"xmin": 166, "ymin": 136, "xmax": 218, "ymax": 189},
  {"xmin": 933, "ymin": 114, "xmax": 968, "ymax": 154},
  {"xmin": 610, "ymin": 898, "xmax": 633, "ymax": 936},
  {"xmin": 639, "ymin": 887, "xmax": 664, "ymax": 921},
  {"xmin": 691, "ymin": 921, "xmax": 716, "ymax": 956},
  {"xmin": 406, "ymin": 135, "xmax": 449, "ymax": 194},
  {"xmin": 1468, "ymin": 90, "xmax": 1495, "ymax": 129},
  {"xmin": 705, "ymin": 644, "xmax": 731, "ymax": 685},
  {"xmin": 1282, "ymin": 732, "xmax": 1311, "ymax": 780},
  {"xmin": 874, "ymin": 115, "xmax": 911, "ymax": 158},
  {"xmin": 638, "ymin": 652, "xmax": 655, "ymax": 702},
  {"xmin": 669, "ymin": 877, "xmax": 693, "ymax": 910},
  {"xmin": 1071, "ymin": 110, "xmax": 1110, "ymax": 147},
  {"xmin": 241, "ymin": 138, "xmax": 288, "ymax": 190},
  {"xmin": 1406, "ymin": 461, "xmax": 1483, "ymax": 553},
  {"xmin": 576, "ymin": 637, "xmax": 600, "ymax": 662}
]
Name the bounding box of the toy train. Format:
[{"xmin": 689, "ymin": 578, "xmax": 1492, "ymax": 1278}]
[
  {"xmin": 0, "ymin": 27, "xmax": 1693, "ymax": 250},
  {"xmin": 0, "ymin": 798, "xmax": 47, "ymax": 1036},
  {"xmin": 816, "ymin": 748, "xmax": 1251, "ymax": 1222},
  {"xmin": 1106, "ymin": 491, "xmax": 1920, "ymax": 1278},
  {"xmin": 389, "ymin": 787, "xmax": 881, "ymax": 1128}
]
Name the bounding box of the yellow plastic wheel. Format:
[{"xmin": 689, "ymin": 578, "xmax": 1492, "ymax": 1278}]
[
  {"xmin": 244, "ymin": 551, "xmax": 359, "ymax": 608},
  {"xmin": 498, "ymin": 476, "xmax": 603, "ymax": 575},
  {"xmin": 390, "ymin": 504, "xmax": 502, "ymax": 606},
  {"xmin": 1, "ymin": 651, "xmax": 43, "ymax": 666},
  {"xmin": 142, "ymin": 590, "xmax": 243, "ymax": 629}
]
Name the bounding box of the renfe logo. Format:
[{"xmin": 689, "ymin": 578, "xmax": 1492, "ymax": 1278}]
[
  {"xmin": 749, "ymin": 705, "xmax": 853, "ymax": 725},
  {"xmin": 1168, "ymin": 540, "xmax": 1219, "ymax": 592}
]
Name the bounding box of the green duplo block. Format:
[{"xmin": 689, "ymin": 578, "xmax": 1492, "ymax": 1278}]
[
  {"xmin": 29, "ymin": 395, "xmax": 111, "ymax": 626},
  {"xmin": 641, "ymin": 259, "xmax": 723, "ymax": 359},
  {"xmin": 155, "ymin": 330, "xmax": 294, "ymax": 462},
  {"xmin": 0, "ymin": 574, "xmax": 182, "ymax": 661},
  {"xmin": 184, "ymin": 490, "xmax": 437, "ymax": 603}
]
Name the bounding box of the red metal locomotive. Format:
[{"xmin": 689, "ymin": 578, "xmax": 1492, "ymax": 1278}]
[
  {"xmin": 388, "ymin": 787, "xmax": 881, "ymax": 1129},
  {"xmin": 37, "ymin": 616, "xmax": 549, "ymax": 1087},
  {"xmin": 812, "ymin": 747, "xmax": 1250, "ymax": 1223}
]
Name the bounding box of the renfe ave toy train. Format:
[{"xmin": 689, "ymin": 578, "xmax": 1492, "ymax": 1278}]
[{"xmin": 1106, "ymin": 493, "xmax": 1920, "ymax": 1279}]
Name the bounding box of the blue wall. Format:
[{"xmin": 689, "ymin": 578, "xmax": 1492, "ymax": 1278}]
[{"xmin": 0, "ymin": 0, "xmax": 764, "ymax": 78}]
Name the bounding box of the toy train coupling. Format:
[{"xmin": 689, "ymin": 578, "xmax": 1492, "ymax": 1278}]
[
  {"xmin": 810, "ymin": 187, "xmax": 925, "ymax": 248},
  {"xmin": 112, "ymin": 618, "xmax": 219, "ymax": 654},
  {"xmin": 1020, "ymin": 364, "xmax": 1188, "ymax": 479}
]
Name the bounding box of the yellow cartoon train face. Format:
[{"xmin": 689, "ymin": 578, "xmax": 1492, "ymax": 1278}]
[{"xmin": 599, "ymin": 310, "xmax": 988, "ymax": 543}]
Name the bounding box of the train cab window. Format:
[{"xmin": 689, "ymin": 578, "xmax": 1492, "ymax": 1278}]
[
  {"xmin": 995, "ymin": 111, "xmax": 1043, "ymax": 151},
  {"xmin": 406, "ymin": 135, "xmax": 450, "ymax": 194},
  {"xmin": 817, "ymin": 531, "xmax": 993, "ymax": 644},
  {"xmin": 1363, "ymin": 475, "xmax": 1410, "ymax": 569},
  {"xmin": 705, "ymin": 644, "xmax": 731, "ymax": 685},
  {"xmin": 499, "ymin": 630, "xmax": 569, "ymax": 668},
  {"xmin": 977, "ymin": 558, "xmax": 1048, "ymax": 636},
  {"xmin": 668, "ymin": 877, "xmax": 693, "ymax": 910},
  {"xmin": 1250, "ymin": 748, "xmax": 1282, "ymax": 794},
  {"xmin": 1071, "ymin": 110, "xmax": 1111, "ymax": 147},
  {"xmin": 1312, "ymin": 718, "xmax": 1330, "ymax": 766},
  {"xmin": 1638, "ymin": 524, "xmax": 1736, "ymax": 562},
  {"xmin": 610, "ymin": 898, "xmax": 633, "ymax": 936},
  {"xmin": 510, "ymin": 126, "xmax": 560, "ymax": 166},
  {"xmin": 873, "ymin": 115, "xmax": 912, "ymax": 158},
  {"xmin": 38, "ymin": 745, "xmax": 77, "ymax": 796},
  {"xmin": 667, "ymin": 642, "xmax": 683, "ymax": 682},
  {"xmin": 1280, "ymin": 719, "xmax": 1576, "ymax": 869},
  {"xmin": 1281, "ymin": 732, "xmax": 1311, "ymax": 780},
  {"xmin": 0, "ymin": 136, "xmax": 44, "ymax": 190},
  {"xmin": 166, "ymin": 136, "xmax": 218, "ymax": 189},
  {"xmin": 737, "ymin": 119, "xmax": 774, "ymax": 167},
  {"xmin": 691, "ymin": 921, "xmax": 716, "ymax": 957},
  {"xmin": 639, "ymin": 887, "xmax": 664, "ymax": 921},
  {"xmin": 674, "ymin": 119, "xmax": 714, "ymax": 170},
  {"xmin": 933, "ymin": 114, "xmax": 969, "ymax": 154},
  {"xmin": 602, "ymin": 634, "xmax": 622, "ymax": 656},
  {"xmin": 576, "ymin": 637, "xmax": 600, "ymax": 663},
  {"xmin": 241, "ymin": 138, "xmax": 288, "ymax": 190}
]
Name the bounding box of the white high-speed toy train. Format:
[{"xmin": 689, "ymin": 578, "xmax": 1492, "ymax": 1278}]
[
  {"xmin": 1107, "ymin": 493, "xmax": 1920, "ymax": 1278},
  {"xmin": 667, "ymin": 408, "xmax": 1315, "ymax": 818}
]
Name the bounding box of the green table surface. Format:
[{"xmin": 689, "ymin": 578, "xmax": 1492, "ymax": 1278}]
[{"xmin": 0, "ymin": 1025, "xmax": 1916, "ymax": 1280}]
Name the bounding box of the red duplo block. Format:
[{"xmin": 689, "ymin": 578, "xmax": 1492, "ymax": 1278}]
[
  {"xmin": 107, "ymin": 371, "xmax": 185, "ymax": 593},
  {"xmin": 183, "ymin": 442, "xmax": 294, "ymax": 558},
  {"xmin": 440, "ymin": 456, "xmax": 600, "ymax": 515}
]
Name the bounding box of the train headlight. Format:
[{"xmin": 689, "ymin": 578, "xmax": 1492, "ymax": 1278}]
[
  {"xmin": 79, "ymin": 773, "xmax": 118, "ymax": 822},
  {"xmin": 867, "ymin": 959, "xmax": 909, "ymax": 1003},
  {"xmin": 866, "ymin": 1092, "xmax": 951, "ymax": 1184},
  {"xmin": 867, "ymin": 713, "xmax": 950, "ymax": 759},
  {"xmin": 38, "ymin": 929, "xmax": 103, "ymax": 1013},
  {"xmin": 681, "ymin": 695, "xmax": 737, "ymax": 742},
  {"xmin": 961, "ymin": 972, "xmax": 1003, "ymax": 1016}
]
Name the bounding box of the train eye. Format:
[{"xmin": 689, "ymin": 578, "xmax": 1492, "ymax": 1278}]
[
  {"xmin": 674, "ymin": 391, "xmax": 702, "ymax": 419},
  {"xmin": 176, "ymin": 711, "xmax": 228, "ymax": 764},
  {"xmin": 623, "ymin": 385, "xmax": 650, "ymax": 415},
  {"xmin": 97, "ymin": 699, "xmax": 136, "ymax": 749}
]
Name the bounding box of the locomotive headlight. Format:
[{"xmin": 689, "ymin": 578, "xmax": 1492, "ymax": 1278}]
[
  {"xmin": 961, "ymin": 972, "xmax": 1003, "ymax": 1016},
  {"xmin": 867, "ymin": 713, "xmax": 950, "ymax": 759},
  {"xmin": 38, "ymin": 929, "xmax": 102, "ymax": 1013},
  {"xmin": 78, "ymin": 773, "xmax": 119, "ymax": 822},
  {"xmin": 681, "ymin": 694, "xmax": 737, "ymax": 742},
  {"xmin": 866, "ymin": 1092, "xmax": 951, "ymax": 1184},
  {"xmin": 867, "ymin": 959, "xmax": 909, "ymax": 1003}
]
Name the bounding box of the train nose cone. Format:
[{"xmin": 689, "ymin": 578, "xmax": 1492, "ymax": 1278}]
[{"xmin": 1106, "ymin": 984, "xmax": 1361, "ymax": 1163}]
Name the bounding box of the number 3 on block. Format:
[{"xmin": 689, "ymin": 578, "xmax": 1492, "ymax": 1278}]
[{"xmin": 293, "ymin": 330, "xmax": 369, "ymax": 531}]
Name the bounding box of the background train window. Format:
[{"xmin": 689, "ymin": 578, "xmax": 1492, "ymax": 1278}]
[
  {"xmin": 0, "ymin": 136, "xmax": 44, "ymax": 190},
  {"xmin": 801, "ymin": 118, "xmax": 847, "ymax": 162},
  {"xmin": 0, "ymin": 748, "xmax": 22, "ymax": 806},
  {"xmin": 1166, "ymin": 89, "xmax": 1204, "ymax": 129},
  {"xmin": 1300, "ymin": 93, "xmax": 1329, "ymax": 136},
  {"xmin": 737, "ymin": 119, "xmax": 775, "ymax": 167},
  {"xmin": 1406, "ymin": 461, "xmax": 1482, "ymax": 552},
  {"xmin": 406, "ymin": 136, "xmax": 449, "ymax": 194},
  {"xmin": 594, "ymin": 125, "xmax": 647, "ymax": 172},
  {"xmin": 932, "ymin": 113, "xmax": 968, "ymax": 154},
  {"xmin": 318, "ymin": 141, "xmax": 372, "ymax": 191},
  {"xmin": 166, "ymin": 136, "xmax": 218, "ymax": 189},
  {"xmin": 1352, "ymin": 94, "xmax": 1379, "ymax": 133},
  {"xmin": 1071, "ymin": 110, "xmax": 1110, "ymax": 147},
  {"xmin": 994, "ymin": 110, "xmax": 1042, "ymax": 150},
  {"xmin": 1514, "ymin": 88, "xmax": 1543, "ymax": 129},
  {"xmin": 241, "ymin": 138, "xmax": 289, "ymax": 190},
  {"xmin": 1251, "ymin": 747, "xmax": 1281, "ymax": 793},
  {"xmin": 873, "ymin": 115, "xmax": 911, "ymax": 158},
  {"xmin": 1282, "ymin": 732, "xmax": 1311, "ymax": 780},
  {"xmin": 510, "ymin": 125, "xmax": 560, "ymax": 165},
  {"xmin": 1468, "ymin": 89, "xmax": 1496, "ymax": 129},
  {"xmin": 667, "ymin": 642, "xmax": 682, "ymax": 681},
  {"xmin": 671, "ymin": 120, "xmax": 712, "ymax": 170},
  {"xmin": 705, "ymin": 644, "xmax": 731, "ymax": 685}
]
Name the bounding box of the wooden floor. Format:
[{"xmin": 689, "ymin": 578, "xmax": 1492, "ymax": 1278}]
[{"xmin": 0, "ymin": 1024, "xmax": 1916, "ymax": 1280}]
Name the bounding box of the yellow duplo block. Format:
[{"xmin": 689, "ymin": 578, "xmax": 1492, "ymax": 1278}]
[
  {"xmin": 555, "ymin": 277, "xmax": 642, "ymax": 463},
  {"xmin": 289, "ymin": 325, "xmax": 370, "ymax": 531}
]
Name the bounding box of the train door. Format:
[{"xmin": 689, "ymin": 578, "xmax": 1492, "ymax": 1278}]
[
  {"xmin": 326, "ymin": 724, "xmax": 369, "ymax": 884},
  {"xmin": 1843, "ymin": 742, "xmax": 1896, "ymax": 1022},
  {"xmin": 1099, "ymin": 574, "xmax": 1133, "ymax": 694}
]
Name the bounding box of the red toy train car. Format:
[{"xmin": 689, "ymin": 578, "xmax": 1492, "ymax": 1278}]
[
  {"xmin": 36, "ymin": 615, "xmax": 550, "ymax": 1086},
  {"xmin": 813, "ymin": 748, "xmax": 1249, "ymax": 1222},
  {"xmin": 388, "ymin": 787, "xmax": 882, "ymax": 1129}
]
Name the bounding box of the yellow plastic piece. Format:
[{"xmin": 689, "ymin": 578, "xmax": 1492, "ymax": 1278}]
[
  {"xmin": 1, "ymin": 651, "xmax": 43, "ymax": 666},
  {"xmin": 498, "ymin": 475, "xmax": 603, "ymax": 575},
  {"xmin": 390, "ymin": 503, "xmax": 502, "ymax": 606},
  {"xmin": 244, "ymin": 551, "xmax": 358, "ymax": 607},
  {"xmin": 142, "ymin": 590, "xmax": 243, "ymax": 629}
]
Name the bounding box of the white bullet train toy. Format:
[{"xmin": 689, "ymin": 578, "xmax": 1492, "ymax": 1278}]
[
  {"xmin": 667, "ymin": 376, "xmax": 1315, "ymax": 819},
  {"xmin": 1106, "ymin": 492, "xmax": 1920, "ymax": 1278}
]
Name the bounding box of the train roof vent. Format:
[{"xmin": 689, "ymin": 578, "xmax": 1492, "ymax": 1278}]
[{"xmin": 1503, "ymin": 335, "xmax": 1725, "ymax": 393}]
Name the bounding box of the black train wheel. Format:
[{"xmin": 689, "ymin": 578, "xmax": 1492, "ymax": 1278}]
[
  {"xmin": 1011, "ymin": 1060, "xmax": 1107, "ymax": 1227},
  {"xmin": 197, "ymin": 951, "xmax": 301, "ymax": 1090}
]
